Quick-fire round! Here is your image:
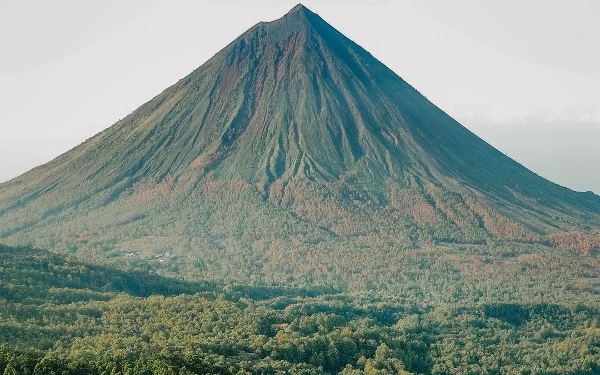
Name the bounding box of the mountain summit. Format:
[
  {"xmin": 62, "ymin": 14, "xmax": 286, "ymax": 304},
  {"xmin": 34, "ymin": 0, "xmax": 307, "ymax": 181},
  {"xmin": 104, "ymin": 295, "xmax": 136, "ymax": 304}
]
[{"xmin": 1, "ymin": 5, "xmax": 599, "ymax": 286}]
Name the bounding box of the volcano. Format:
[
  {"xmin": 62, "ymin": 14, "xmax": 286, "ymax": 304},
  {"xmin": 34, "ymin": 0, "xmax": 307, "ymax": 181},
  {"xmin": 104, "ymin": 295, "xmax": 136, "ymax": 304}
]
[{"xmin": 1, "ymin": 4, "xmax": 599, "ymax": 288}]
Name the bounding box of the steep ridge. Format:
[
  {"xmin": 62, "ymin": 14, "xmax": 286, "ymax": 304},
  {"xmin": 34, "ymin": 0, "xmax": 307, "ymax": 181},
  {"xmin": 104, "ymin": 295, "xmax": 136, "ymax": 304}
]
[{"xmin": 1, "ymin": 5, "xmax": 599, "ymax": 285}]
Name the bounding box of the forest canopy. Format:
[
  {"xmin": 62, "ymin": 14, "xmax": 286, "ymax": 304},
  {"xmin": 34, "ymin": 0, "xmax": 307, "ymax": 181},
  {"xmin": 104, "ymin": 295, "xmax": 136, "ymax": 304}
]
[{"xmin": 1, "ymin": 245, "xmax": 600, "ymax": 374}]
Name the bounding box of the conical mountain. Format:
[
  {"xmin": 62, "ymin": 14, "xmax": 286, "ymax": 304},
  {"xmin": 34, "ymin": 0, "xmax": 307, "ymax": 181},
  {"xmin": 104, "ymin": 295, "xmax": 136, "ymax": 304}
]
[{"xmin": 1, "ymin": 5, "xmax": 599, "ymax": 287}]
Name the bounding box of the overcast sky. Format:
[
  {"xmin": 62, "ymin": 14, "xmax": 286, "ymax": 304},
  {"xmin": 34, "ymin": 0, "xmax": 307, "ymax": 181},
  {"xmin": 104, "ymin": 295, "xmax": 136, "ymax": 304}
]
[{"xmin": 1, "ymin": 0, "xmax": 599, "ymax": 193}]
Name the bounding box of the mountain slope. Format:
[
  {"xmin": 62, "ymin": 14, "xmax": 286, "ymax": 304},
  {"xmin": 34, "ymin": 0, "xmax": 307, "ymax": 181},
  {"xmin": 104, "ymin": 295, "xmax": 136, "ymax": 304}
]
[{"xmin": 1, "ymin": 4, "xmax": 599, "ymax": 287}]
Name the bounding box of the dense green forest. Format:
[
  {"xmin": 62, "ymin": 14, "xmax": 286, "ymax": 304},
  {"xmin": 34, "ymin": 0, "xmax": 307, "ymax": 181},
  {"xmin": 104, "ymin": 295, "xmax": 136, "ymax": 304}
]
[{"xmin": 2, "ymin": 244, "xmax": 600, "ymax": 374}]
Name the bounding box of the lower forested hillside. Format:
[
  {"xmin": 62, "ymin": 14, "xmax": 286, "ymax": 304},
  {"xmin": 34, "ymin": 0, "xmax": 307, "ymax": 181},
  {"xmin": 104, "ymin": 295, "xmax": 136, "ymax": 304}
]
[{"xmin": 2, "ymin": 244, "xmax": 600, "ymax": 374}]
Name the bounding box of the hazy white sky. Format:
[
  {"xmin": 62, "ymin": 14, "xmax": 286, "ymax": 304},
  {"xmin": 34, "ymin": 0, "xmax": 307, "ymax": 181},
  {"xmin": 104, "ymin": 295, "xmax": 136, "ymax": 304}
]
[{"xmin": 1, "ymin": 0, "xmax": 599, "ymax": 193}]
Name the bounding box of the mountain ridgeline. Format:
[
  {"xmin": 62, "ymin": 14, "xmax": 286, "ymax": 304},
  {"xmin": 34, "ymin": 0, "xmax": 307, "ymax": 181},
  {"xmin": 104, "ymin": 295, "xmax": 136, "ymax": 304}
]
[{"xmin": 1, "ymin": 4, "xmax": 599, "ymax": 290}]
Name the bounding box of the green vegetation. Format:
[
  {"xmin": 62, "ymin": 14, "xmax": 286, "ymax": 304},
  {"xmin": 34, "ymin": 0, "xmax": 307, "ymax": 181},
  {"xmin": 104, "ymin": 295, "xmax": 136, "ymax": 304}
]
[{"xmin": 2, "ymin": 244, "xmax": 600, "ymax": 374}]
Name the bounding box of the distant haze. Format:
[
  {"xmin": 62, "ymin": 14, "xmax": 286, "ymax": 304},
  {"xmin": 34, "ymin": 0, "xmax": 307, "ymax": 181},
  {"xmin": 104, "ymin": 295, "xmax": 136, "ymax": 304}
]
[{"xmin": 1, "ymin": 0, "xmax": 599, "ymax": 193}]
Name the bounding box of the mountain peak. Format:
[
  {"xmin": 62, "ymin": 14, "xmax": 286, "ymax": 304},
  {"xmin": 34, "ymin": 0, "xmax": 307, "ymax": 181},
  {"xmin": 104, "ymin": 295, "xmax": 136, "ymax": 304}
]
[
  {"xmin": 247, "ymin": 3, "xmax": 324, "ymax": 46},
  {"xmin": 287, "ymin": 3, "xmax": 310, "ymax": 14},
  {"xmin": 281, "ymin": 3, "xmax": 317, "ymax": 27}
]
